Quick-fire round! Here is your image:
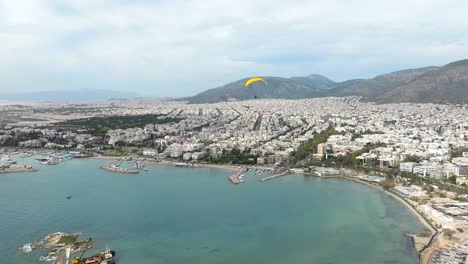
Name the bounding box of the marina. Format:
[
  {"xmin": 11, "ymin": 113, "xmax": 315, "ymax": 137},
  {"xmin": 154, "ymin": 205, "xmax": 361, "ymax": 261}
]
[
  {"xmin": 0, "ymin": 154, "xmax": 36, "ymax": 173},
  {"xmin": 228, "ymin": 168, "xmax": 245, "ymax": 184},
  {"xmin": 36, "ymin": 153, "xmax": 75, "ymax": 166}
]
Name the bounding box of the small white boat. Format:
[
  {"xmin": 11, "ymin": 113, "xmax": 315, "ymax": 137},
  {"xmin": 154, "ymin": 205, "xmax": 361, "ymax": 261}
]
[
  {"xmin": 39, "ymin": 255, "xmax": 56, "ymax": 261},
  {"xmin": 103, "ymin": 249, "xmax": 113, "ymax": 259}
]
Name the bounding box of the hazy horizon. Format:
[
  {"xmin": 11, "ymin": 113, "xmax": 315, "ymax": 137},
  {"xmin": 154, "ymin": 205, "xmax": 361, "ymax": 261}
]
[
  {"xmin": 0, "ymin": 61, "xmax": 449, "ymax": 98},
  {"xmin": 1, "ymin": 0, "xmax": 468, "ymax": 97}
]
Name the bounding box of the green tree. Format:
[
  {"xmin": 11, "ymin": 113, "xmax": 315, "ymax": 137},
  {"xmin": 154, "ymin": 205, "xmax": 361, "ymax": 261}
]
[
  {"xmin": 381, "ymin": 179, "xmax": 395, "ymax": 190},
  {"xmin": 448, "ymin": 176, "xmax": 457, "ymax": 184},
  {"xmin": 454, "ymin": 196, "xmax": 468, "ymax": 202},
  {"xmin": 418, "ymin": 231, "xmax": 432, "ymax": 237},
  {"xmin": 443, "ymin": 228, "xmax": 455, "ymax": 238},
  {"xmin": 404, "ymin": 155, "xmax": 422, "ymax": 163}
]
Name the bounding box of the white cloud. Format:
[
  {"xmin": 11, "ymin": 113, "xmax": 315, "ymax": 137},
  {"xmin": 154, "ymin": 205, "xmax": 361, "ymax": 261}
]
[{"xmin": 0, "ymin": 0, "xmax": 467, "ymax": 96}]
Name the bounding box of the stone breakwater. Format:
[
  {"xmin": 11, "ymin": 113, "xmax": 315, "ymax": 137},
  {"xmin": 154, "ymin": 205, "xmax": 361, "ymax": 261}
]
[{"xmin": 101, "ymin": 162, "xmax": 139, "ymax": 174}]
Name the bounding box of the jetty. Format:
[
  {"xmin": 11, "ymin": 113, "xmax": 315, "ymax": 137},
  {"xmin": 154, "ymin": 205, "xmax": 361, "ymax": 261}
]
[
  {"xmin": 259, "ymin": 171, "xmax": 289, "ymax": 182},
  {"xmin": 0, "ymin": 166, "xmax": 37, "ymax": 174},
  {"xmin": 228, "ymin": 168, "xmax": 245, "ymax": 184},
  {"xmin": 101, "ymin": 162, "xmax": 139, "ymax": 174}
]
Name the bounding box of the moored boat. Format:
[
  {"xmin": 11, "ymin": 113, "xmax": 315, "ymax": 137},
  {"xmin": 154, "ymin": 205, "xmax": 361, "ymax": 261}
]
[{"xmin": 72, "ymin": 249, "xmax": 116, "ymax": 264}]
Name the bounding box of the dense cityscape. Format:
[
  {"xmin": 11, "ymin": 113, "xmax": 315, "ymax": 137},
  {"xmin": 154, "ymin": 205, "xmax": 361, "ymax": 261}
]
[
  {"xmin": 1, "ymin": 97, "xmax": 467, "ymax": 263},
  {"xmin": 2, "ymin": 0, "xmax": 468, "ymax": 263}
]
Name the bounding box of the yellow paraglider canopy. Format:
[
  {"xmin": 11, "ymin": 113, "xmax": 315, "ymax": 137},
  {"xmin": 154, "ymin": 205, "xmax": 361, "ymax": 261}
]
[{"xmin": 245, "ymin": 77, "xmax": 267, "ymax": 87}]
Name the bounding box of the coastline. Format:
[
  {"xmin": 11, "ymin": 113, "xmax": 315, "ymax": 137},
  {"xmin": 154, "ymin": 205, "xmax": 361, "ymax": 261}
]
[
  {"xmin": 322, "ymin": 175, "xmax": 437, "ymax": 263},
  {"xmin": 343, "ymin": 177, "xmax": 435, "ymax": 233},
  {"xmin": 3, "ymin": 157, "xmax": 434, "ymax": 264},
  {"xmin": 87, "ymin": 155, "xmax": 269, "ymax": 173},
  {"xmin": 292, "ymin": 172, "xmax": 436, "ymax": 263},
  {"xmin": 294, "ymin": 172, "xmax": 436, "ymax": 236},
  {"xmin": 93, "ymin": 156, "xmax": 438, "ymax": 240},
  {"xmin": 8, "ymin": 153, "xmax": 438, "ymax": 262},
  {"xmin": 90, "ymin": 155, "xmax": 436, "ymax": 233},
  {"xmin": 152, "ymin": 160, "xmax": 240, "ymax": 172},
  {"xmin": 13, "ymin": 153, "xmax": 438, "ymax": 234}
]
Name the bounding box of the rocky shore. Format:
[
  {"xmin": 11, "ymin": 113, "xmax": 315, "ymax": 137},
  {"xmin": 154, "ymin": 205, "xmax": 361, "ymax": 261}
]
[{"xmin": 20, "ymin": 232, "xmax": 91, "ymax": 262}]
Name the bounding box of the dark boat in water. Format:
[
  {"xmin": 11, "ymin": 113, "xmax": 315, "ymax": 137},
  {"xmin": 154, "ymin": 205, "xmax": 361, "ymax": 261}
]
[
  {"xmin": 71, "ymin": 249, "xmax": 116, "ymax": 264},
  {"xmin": 66, "ymin": 196, "xmax": 72, "ymax": 200}
]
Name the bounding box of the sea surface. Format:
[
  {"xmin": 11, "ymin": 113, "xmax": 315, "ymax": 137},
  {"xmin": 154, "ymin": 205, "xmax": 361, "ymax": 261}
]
[{"xmin": 0, "ymin": 158, "xmax": 427, "ymax": 264}]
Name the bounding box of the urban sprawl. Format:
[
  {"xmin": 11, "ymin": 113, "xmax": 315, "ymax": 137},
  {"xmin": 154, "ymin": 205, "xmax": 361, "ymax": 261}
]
[{"xmin": 1, "ymin": 97, "xmax": 467, "ymax": 264}]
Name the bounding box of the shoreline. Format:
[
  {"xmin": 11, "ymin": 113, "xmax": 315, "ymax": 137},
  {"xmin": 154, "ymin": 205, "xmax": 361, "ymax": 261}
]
[
  {"xmin": 294, "ymin": 172, "xmax": 436, "ymax": 236},
  {"xmin": 342, "ymin": 176, "xmax": 436, "ymax": 233},
  {"xmin": 290, "ymin": 172, "xmax": 437, "ymax": 263},
  {"xmin": 87, "ymin": 155, "xmax": 271, "ymax": 173},
  {"xmin": 318, "ymin": 175, "xmax": 437, "ymax": 263},
  {"xmin": 13, "ymin": 153, "xmax": 438, "ymax": 232},
  {"xmin": 93, "ymin": 156, "xmax": 438, "ymax": 240},
  {"xmin": 152, "ymin": 160, "xmax": 241, "ymax": 172},
  {"xmin": 8, "ymin": 153, "xmax": 437, "ymax": 262},
  {"xmin": 89, "ymin": 156, "xmax": 437, "ymax": 232}
]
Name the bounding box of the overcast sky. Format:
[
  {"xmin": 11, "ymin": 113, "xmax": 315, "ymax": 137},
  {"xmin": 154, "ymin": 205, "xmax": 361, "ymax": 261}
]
[{"xmin": 1, "ymin": 0, "xmax": 467, "ymax": 97}]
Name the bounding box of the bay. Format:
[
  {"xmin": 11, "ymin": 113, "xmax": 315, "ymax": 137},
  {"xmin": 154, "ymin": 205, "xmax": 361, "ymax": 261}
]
[{"xmin": 0, "ymin": 159, "xmax": 426, "ymax": 263}]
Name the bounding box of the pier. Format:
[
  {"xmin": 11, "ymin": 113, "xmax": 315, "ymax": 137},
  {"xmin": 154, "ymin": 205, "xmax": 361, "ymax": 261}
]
[
  {"xmin": 259, "ymin": 171, "xmax": 289, "ymax": 182},
  {"xmin": 0, "ymin": 167, "xmax": 37, "ymax": 174},
  {"xmin": 228, "ymin": 168, "xmax": 245, "ymax": 184},
  {"xmin": 101, "ymin": 162, "xmax": 139, "ymax": 174}
]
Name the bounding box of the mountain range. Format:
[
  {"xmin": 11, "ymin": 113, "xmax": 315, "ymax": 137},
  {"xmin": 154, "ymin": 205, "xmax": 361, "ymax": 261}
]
[{"xmin": 187, "ymin": 59, "xmax": 468, "ymax": 104}]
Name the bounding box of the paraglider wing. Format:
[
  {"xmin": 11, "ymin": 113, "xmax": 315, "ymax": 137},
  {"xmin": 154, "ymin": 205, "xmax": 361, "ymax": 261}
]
[{"xmin": 245, "ymin": 77, "xmax": 267, "ymax": 87}]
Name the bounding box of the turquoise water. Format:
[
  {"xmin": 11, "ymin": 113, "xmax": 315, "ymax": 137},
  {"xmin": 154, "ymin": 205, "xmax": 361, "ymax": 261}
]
[{"xmin": 0, "ymin": 159, "xmax": 426, "ymax": 264}]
